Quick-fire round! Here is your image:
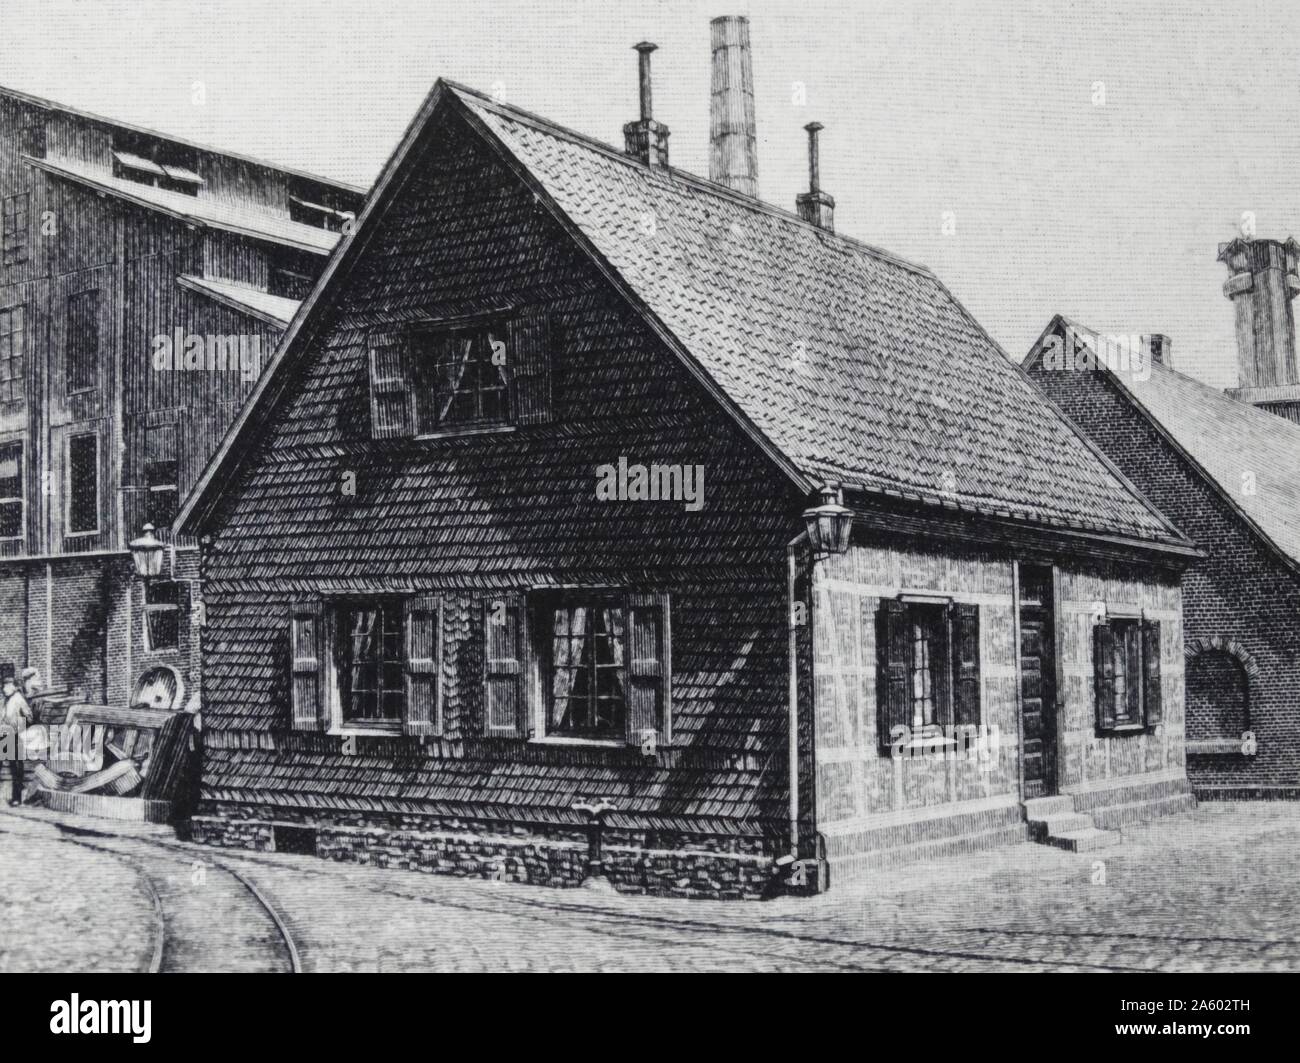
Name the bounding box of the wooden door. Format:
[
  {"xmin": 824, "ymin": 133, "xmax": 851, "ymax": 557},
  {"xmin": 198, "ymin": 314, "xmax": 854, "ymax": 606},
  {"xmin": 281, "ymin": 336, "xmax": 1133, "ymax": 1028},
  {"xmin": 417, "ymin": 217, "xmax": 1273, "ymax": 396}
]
[{"xmin": 1019, "ymin": 565, "xmax": 1057, "ymax": 798}]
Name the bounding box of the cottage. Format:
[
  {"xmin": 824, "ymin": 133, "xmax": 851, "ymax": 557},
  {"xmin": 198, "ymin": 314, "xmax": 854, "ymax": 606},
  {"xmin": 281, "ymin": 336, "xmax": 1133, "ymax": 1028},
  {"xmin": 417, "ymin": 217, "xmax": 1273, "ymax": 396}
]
[
  {"xmin": 1025, "ymin": 241, "xmax": 1300, "ymax": 799},
  {"xmin": 180, "ymin": 19, "xmax": 1199, "ymax": 895}
]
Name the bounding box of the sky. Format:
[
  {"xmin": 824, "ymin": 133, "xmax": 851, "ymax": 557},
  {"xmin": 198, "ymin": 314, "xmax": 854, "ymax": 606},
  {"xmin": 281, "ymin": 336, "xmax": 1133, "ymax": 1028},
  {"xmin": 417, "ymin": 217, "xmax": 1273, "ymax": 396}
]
[{"xmin": 3, "ymin": 0, "xmax": 1299, "ymax": 386}]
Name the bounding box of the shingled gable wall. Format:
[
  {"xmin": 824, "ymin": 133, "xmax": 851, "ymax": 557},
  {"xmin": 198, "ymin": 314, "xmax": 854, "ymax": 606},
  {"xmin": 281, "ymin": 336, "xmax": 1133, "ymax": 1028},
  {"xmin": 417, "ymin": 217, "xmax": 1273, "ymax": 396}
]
[
  {"xmin": 1028, "ymin": 339, "xmax": 1300, "ymax": 798},
  {"xmin": 190, "ymin": 103, "xmax": 814, "ymax": 897}
]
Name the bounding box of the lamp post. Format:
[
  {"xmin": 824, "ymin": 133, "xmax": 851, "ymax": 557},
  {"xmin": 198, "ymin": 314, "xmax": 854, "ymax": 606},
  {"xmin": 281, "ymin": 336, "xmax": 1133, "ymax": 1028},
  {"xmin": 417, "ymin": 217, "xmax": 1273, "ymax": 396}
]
[{"xmin": 128, "ymin": 524, "xmax": 166, "ymax": 581}]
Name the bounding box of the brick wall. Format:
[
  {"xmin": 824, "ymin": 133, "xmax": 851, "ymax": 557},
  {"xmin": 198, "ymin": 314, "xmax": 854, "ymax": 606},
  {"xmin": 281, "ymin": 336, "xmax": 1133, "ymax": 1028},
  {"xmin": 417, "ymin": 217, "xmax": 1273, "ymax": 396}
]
[{"xmin": 1030, "ymin": 351, "xmax": 1300, "ymax": 795}]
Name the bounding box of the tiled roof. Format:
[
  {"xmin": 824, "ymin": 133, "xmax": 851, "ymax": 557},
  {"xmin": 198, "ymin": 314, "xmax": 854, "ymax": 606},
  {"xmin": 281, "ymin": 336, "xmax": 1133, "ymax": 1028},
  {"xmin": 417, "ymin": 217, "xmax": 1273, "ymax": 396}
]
[
  {"xmin": 1029, "ymin": 316, "xmax": 1300, "ymax": 567},
  {"xmin": 26, "ymin": 155, "xmax": 340, "ymax": 254},
  {"xmin": 451, "ymin": 88, "xmax": 1181, "ymax": 546},
  {"xmin": 177, "ymin": 275, "xmax": 301, "ymax": 327},
  {"xmin": 182, "ymin": 80, "xmax": 1189, "ymax": 551}
]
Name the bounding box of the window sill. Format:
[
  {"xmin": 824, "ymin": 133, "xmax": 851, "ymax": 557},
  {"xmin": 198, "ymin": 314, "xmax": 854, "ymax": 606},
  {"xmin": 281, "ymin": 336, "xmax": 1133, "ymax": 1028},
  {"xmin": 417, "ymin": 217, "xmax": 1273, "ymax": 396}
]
[
  {"xmin": 413, "ymin": 424, "xmax": 516, "ymax": 441},
  {"xmin": 1186, "ymin": 739, "xmax": 1248, "ymax": 756},
  {"xmin": 529, "ymin": 735, "xmax": 625, "ymax": 748},
  {"xmin": 328, "ymin": 725, "xmax": 402, "ymax": 737},
  {"xmin": 1098, "ymin": 724, "xmax": 1147, "ymax": 736}
]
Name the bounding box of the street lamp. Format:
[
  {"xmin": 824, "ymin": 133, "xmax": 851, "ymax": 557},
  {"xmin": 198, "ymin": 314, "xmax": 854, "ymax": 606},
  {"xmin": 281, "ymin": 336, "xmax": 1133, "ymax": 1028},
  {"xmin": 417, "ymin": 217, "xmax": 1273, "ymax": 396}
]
[
  {"xmin": 801, "ymin": 483, "xmax": 853, "ymax": 555},
  {"xmin": 128, "ymin": 524, "xmax": 166, "ymax": 580}
]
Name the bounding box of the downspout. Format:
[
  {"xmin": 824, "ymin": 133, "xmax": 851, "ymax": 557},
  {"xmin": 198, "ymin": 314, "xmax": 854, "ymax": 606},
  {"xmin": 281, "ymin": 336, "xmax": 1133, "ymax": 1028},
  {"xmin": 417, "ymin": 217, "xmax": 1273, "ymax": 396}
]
[{"xmin": 786, "ymin": 530, "xmax": 808, "ymax": 857}]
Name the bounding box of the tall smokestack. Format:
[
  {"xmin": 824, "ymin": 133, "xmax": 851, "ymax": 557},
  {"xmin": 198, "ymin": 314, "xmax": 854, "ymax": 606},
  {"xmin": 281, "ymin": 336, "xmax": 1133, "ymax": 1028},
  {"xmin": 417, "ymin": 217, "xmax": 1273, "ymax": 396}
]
[
  {"xmin": 709, "ymin": 15, "xmax": 758, "ymax": 197},
  {"xmin": 1219, "ymin": 236, "xmax": 1300, "ymax": 389}
]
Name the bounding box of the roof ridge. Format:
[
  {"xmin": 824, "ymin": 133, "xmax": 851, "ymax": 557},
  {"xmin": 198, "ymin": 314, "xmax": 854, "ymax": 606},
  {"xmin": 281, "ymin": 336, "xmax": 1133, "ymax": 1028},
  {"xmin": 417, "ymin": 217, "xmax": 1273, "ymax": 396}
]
[
  {"xmin": 443, "ymin": 80, "xmax": 936, "ymax": 280},
  {"xmin": 1059, "ymin": 315, "xmax": 1300, "ymax": 443},
  {"xmin": 0, "ymin": 81, "xmax": 367, "ymax": 194}
]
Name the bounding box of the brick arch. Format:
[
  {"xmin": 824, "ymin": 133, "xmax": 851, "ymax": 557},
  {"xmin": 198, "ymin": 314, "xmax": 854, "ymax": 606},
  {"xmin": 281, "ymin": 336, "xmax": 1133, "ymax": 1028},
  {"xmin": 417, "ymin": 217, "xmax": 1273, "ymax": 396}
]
[{"xmin": 1184, "ymin": 636, "xmax": 1261, "ymax": 682}]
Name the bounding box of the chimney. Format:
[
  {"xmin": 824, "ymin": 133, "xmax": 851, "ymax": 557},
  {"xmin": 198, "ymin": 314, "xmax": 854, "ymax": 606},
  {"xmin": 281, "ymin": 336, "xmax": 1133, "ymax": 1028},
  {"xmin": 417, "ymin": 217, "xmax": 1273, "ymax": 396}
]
[
  {"xmin": 796, "ymin": 122, "xmax": 834, "ymax": 231},
  {"xmin": 623, "ymin": 42, "xmax": 670, "ymax": 167},
  {"xmin": 709, "ymin": 15, "xmax": 758, "ymax": 196},
  {"xmin": 1145, "ymin": 334, "xmax": 1171, "ymax": 368},
  {"xmin": 1219, "ymin": 236, "xmax": 1300, "ymax": 390}
]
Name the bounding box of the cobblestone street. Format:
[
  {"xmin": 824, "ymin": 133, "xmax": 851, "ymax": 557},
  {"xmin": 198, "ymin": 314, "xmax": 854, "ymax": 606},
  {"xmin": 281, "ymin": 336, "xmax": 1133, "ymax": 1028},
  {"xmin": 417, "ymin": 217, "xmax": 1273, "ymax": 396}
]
[{"xmin": 2, "ymin": 802, "xmax": 1298, "ymax": 972}]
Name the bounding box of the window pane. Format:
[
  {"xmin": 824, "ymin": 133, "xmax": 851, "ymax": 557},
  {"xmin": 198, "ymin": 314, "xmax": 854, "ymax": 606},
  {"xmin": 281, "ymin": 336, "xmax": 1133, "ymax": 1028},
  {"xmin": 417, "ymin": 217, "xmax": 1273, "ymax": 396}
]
[
  {"xmin": 338, "ymin": 599, "xmax": 405, "ymax": 722},
  {"xmin": 68, "ymin": 433, "xmax": 97, "ymax": 533},
  {"xmin": 146, "ymin": 609, "xmax": 179, "ymax": 651},
  {"xmin": 0, "ymin": 306, "xmax": 25, "ymax": 404},
  {"xmin": 549, "ymin": 600, "xmax": 626, "ymax": 738},
  {"xmin": 67, "ymin": 290, "xmax": 100, "ymax": 393},
  {"xmin": 414, "ymin": 326, "xmax": 510, "ymax": 431}
]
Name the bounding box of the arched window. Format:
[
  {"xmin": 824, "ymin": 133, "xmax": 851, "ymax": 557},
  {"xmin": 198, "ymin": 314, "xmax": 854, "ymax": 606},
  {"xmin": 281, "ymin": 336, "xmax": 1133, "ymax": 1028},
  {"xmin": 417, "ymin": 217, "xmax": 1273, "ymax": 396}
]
[{"xmin": 1186, "ymin": 650, "xmax": 1248, "ymax": 740}]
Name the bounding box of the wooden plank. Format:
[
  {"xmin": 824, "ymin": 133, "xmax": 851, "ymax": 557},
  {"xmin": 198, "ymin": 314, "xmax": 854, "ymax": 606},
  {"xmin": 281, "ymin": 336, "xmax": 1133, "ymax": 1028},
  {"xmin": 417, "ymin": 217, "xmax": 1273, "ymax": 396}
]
[
  {"xmin": 68, "ymin": 759, "xmax": 138, "ymax": 794},
  {"xmin": 65, "ymin": 704, "xmax": 173, "ymax": 730},
  {"xmin": 33, "ymin": 763, "xmax": 63, "ymax": 790}
]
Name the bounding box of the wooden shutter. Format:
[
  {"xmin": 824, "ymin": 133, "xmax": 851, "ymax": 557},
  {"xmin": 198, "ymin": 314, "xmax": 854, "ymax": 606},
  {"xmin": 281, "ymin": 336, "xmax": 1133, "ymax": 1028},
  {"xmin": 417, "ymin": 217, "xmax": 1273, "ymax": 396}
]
[
  {"xmin": 950, "ymin": 602, "xmax": 981, "ymax": 728},
  {"xmin": 509, "ymin": 307, "xmax": 552, "ymax": 425},
  {"xmin": 403, "ymin": 595, "xmax": 442, "ymax": 736},
  {"xmin": 289, "ymin": 601, "xmax": 326, "ymax": 731},
  {"xmin": 368, "ymin": 330, "xmax": 414, "ymax": 438},
  {"xmin": 1142, "ymin": 619, "xmax": 1162, "ymax": 726},
  {"xmin": 1094, "ymin": 622, "xmax": 1117, "ymax": 731},
  {"xmin": 876, "ymin": 600, "xmax": 910, "ymax": 752},
  {"xmin": 625, "ymin": 593, "xmax": 670, "ymax": 746},
  {"xmin": 484, "ymin": 593, "xmax": 525, "ymax": 736}
]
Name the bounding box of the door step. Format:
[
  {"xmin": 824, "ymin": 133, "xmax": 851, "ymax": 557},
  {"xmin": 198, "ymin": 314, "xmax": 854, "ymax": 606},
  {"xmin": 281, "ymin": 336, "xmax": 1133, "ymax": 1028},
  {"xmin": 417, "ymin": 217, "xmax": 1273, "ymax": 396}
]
[
  {"xmin": 1045, "ymin": 826, "xmax": 1122, "ymax": 853},
  {"xmin": 1023, "ymin": 795, "xmax": 1122, "ymax": 852}
]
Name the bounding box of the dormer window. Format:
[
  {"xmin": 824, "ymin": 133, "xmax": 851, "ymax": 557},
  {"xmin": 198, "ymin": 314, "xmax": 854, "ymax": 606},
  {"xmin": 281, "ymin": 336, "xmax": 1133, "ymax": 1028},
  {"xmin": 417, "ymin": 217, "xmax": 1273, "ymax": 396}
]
[
  {"xmin": 112, "ymin": 131, "xmax": 202, "ymax": 196},
  {"xmin": 286, "ymin": 177, "xmax": 356, "ymax": 232},
  {"xmin": 367, "ymin": 308, "xmax": 552, "ymax": 439}
]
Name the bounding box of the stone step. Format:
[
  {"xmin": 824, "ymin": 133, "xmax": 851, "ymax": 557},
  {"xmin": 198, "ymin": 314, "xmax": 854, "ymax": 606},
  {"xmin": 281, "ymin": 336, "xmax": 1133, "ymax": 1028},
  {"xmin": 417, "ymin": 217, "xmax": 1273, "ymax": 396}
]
[
  {"xmin": 1090, "ymin": 792, "xmax": 1197, "ymax": 831},
  {"xmin": 1027, "ymin": 813, "xmax": 1095, "ymax": 841},
  {"xmin": 1023, "ymin": 795, "xmax": 1074, "ymax": 818},
  {"xmin": 827, "ymin": 823, "xmax": 1031, "ymax": 882},
  {"xmin": 1069, "ymin": 777, "xmax": 1194, "ymax": 813},
  {"xmin": 1046, "ymin": 827, "xmax": 1123, "ymax": 853}
]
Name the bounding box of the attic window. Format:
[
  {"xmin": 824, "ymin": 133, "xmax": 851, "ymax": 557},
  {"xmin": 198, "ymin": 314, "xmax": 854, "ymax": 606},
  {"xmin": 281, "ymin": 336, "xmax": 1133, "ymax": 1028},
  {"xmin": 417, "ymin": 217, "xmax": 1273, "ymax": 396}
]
[
  {"xmin": 288, "ymin": 195, "xmax": 354, "ymax": 233},
  {"xmin": 367, "ymin": 309, "xmax": 552, "ymax": 439},
  {"xmin": 111, "ymin": 132, "xmax": 202, "ymax": 196}
]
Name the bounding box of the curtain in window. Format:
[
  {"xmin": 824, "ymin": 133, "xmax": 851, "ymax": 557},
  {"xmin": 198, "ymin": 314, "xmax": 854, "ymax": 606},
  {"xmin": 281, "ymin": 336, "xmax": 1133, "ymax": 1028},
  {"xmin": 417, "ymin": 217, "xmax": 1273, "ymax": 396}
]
[
  {"xmin": 551, "ymin": 606, "xmax": 588, "ymax": 730},
  {"xmin": 603, "ymin": 606, "xmax": 627, "ymax": 698}
]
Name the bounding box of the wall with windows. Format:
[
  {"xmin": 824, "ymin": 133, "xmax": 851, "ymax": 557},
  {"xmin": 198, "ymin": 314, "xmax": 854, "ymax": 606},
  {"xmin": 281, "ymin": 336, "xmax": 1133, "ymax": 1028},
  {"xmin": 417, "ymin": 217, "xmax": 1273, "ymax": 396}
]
[
  {"xmin": 811, "ymin": 540, "xmax": 1021, "ymax": 838},
  {"xmin": 810, "ymin": 537, "xmax": 1186, "ymax": 852},
  {"xmin": 193, "ymin": 105, "xmax": 806, "ymax": 867}
]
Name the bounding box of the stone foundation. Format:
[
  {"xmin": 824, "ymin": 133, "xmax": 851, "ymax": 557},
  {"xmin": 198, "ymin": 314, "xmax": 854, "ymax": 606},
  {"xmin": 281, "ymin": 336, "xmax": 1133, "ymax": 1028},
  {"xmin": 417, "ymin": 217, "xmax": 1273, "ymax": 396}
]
[{"xmin": 191, "ymin": 804, "xmax": 789, "ymax": 900}]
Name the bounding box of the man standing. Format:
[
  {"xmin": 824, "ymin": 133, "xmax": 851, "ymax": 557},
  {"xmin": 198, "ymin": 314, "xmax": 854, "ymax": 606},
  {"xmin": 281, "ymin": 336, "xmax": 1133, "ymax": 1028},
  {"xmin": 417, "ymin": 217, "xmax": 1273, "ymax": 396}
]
[{"xmin": 2, "ymin": 677, "xmax": 33, "ymax": 806}]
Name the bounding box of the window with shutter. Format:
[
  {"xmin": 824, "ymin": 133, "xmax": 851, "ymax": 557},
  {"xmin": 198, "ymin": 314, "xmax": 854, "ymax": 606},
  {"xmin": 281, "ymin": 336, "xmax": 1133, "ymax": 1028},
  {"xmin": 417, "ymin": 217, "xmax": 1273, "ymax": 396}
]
[
  {"xmin": 403, "ymin": 596, "xmax": 441, "ymax": 736},
  {"xmin": 625, "ymin": 592, "xmax": 669, "ymax": 747},
  {"xmin": 1142, "ymin": 619, "xmax": 1162, "ymax": 726},
  {"xmin": 290, "ymin": 601, "xmax": 326, "ymax": 731},
  {"xmin": 368, "ymin": 332, "xmax": 414, "ymax": 439},
  {"xmin": 1095, "ymin": 617, "xmax": 1157, "ymax": 733},
  {"xmin": 950, "ymin": 602, "xmax": 981, "ymax": 729},
  {"xmin": 484, "ymin": 593, "xmax": 525, "ymax": 736},
  {"xmin": 1094, "ymin": 622, "xmax": 1118, "ymax": 731},
  {"xmin": 509, "ymin": 307, "xmax": 552, "ymax": 425},
  {"xmin": 876, "ymin": 600, "xmax": 910, "ymax": 753}
]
